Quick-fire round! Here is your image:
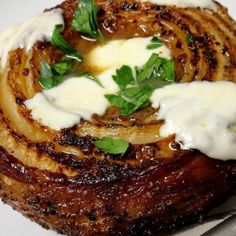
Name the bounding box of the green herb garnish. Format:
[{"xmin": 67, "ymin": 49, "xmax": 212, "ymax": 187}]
[
  {"xmin": 106, "ymin": 85, "xmax": 153, "ymax": 115},
  {"xmin": 137, "ymin": 53, "xmax": 162, "ymax": 82},
  {"xmin": 39, "ymin": 61, "xmax": 66, "ymax": 89},
  {"xmin": 51, "ymin": 60, "xmax": 75, "ymax": 75},
  {"xmin": 40, "ymin": 60, "xmax": 54, "ymax": 79},
  {"xmin": 112, "ymin": 65, "xmax": 135, "ymax": 90},
  {"xmin": 186, "ymin": 34, "xmax": 194, "ymax": 44},
  {"xmin": 51, "ymin": 25, "xmax": 83, "ymax": 62},
  {"xmin": 39, "ymin": 24, "xmax": 84, "ymax": 89},
  {"xmin": 159, "ymin": 59, "xmax": 175, "ymax": 83},
  {"xmin": 105, "ymin": 94, "xmax": 134, "ymax": 115},
  {"xmin": 93, "ymin": 137, "xmax": 129, "ymax": 154},
  {"xmin": 39, "ymin": 59, "xmax": 76, "ymax": 89},
  {"xmin": 72, "ymin": 0, "xmax": 104, "ymax": 42},
  {"xmin": 147, "ymin": 36, "xmax": 163, "ymax": 50},
  {"xmin": 105, "ymin": 53, "xmax": 175, "ymax": 115}
]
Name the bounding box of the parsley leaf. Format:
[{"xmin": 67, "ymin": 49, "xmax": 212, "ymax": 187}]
[
  {"xmin": 72, "ymin": 0, "xmax": 104, "ymax": 42},
  {"xmin": 124, "ymin": 86, "xmax": 152, "ymax": 115},
  {"xmin": 186, "ymin": 34, "xmax": 194, "ymax": 44},
  {"xmin": 39, "ymin": 59, "xmax": 77, "ymax": 89},
  {"xmin": 105, "ymin": 53, "xmax": 175, "ymax": 115},
  {"xmin": 39, "ymin": 62, "xmax": 65, "ymax": 89},
  {"xmin": 137, "ymin": 53, "xmax": 162, "ymax": 82},
  {"xmin": 105, "ymin": 94, "xmax": 133, "ymax": 115},
  {"xmin": 51, "ymin": 60, "xmax": 74, "ymax": 76},
  {"xmin": 93, "ymin": 137, "xmax": 129, "ymax": 154},
  {"xmin": 159, "ymin": 59, "xmax": 175, "ymax": 83},
  {"xmin": 39, "ymin": 75, "xmax": 65, "ymax": 90},
  {"xmin": 147, "ymin": 36, "xmax": 163, "ymax": 50},
  {"xmin": 40, "ymin": 61, "xmax": 53, "ymax": 78},
  {"xmin": 112, "ymin": 65, "xmax": 135, "ymax": 90},
  {"xmin": 39, "ymin": 24, "xmax": 84, "ymax": 90},
  {"xmin": 120, "ymin": 87, "xmax": 142, "ymax": 98},
  {"xmin": 138, "ymin": 54, "xmax": 175, "ymax": 84},
  {"xmin": 51, "ymin": 25, "xmax": 83, "ymax": 62},
  {"xmin": 106, "ymin": 85, "xmax": 153, "ymax": 116}
]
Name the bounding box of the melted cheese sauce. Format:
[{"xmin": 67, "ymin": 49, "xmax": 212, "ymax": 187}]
[
  {"xmin": 24, "ymin": 77, "xmax": 108, "ymax": 130},
  {"xmin": 142, "ymin": 0, "xmax": 217, "ymax": 11},
  {"xmin": 25, "ymin": 77, "xmax": 108, "ymax": 130},
  {"xmin": 87, "ymin": 37, "xmax": 171, "ymax": 92},
  {"xmin": 151, "ymin": 81, "xmax": 236, "ymax": 160},
  {"xmin": 24, "ymin": 93, "xmax": 80, "ymax": 130},
  {"xmin": 25, "ymin": 37, "xmax": 171, "ymax": 130},
  {"xmin": 0, "ymin": 9, "xmax": 63, "ymax": 68}
]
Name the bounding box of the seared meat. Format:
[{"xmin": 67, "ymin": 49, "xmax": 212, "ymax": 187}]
[{"xmin": 0, "ymin": 0, "xmax": 236, "ymax": 235}]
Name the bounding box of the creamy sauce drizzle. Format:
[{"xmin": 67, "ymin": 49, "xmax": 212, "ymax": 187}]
[
  {"xmin": 25, "ymin": 37, "xmax": 171, "ymax": 130},
  {"xmin": 151, "ymin": 81, "xmax": 236, "ymax": 160},
  {"xmin": 142, "ymin": 0, "xmax": 217, "ymax": 11},
  {"xmin": 0, "ymin": 9, "xmax": 64, "ymax": 68},
  {"xmin": 86, "ymin": 37, "xmax": 171, "ymax": 92},
  {"xmin": 25, "ymin": 77, "xmax": 108, "ymax": 130},
  {"xmin": 24, "ymin": 93, "xmax": 80, "ymax": 131}
]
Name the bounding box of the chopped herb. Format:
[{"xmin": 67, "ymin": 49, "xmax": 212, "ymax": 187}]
[
  {"xmin": 39, "ymin": 61, "xmax": 71, "ymax": 89},
  {"xmin": 105, "ymin": 94, "xmax": 134, "ymax": 115},
  {"xmin": 39, "ymin": 24, "xmax": 84, "ymax": 90},
  {"xmin": 112, "ymin": 65, "xmax": 135, "ymax": 90},
  {"xmin": 51, "ymin": 60, "xmax": 74, "ymax": 76},
  {"xmin": 137, "ymin": 53, "xmax": 162, "ymax": 82},
  {"xmin": 72, "ymin": 0, "xmax": 104, "ymax": 42},
  {"xmin": 135, "ymin": 66, "xmax": 142, "ymax": 78},
  {"xmin": 39, "ymin": 75, "xmax": 65, "ymax": 90},
  {"xmin": 123, "ymin": 85, "xmax": 153, "ymax": 115},
  {"xmin": 186, "ymin": 34, "xmax": 194, "ymax": 44},
  {"xmin": 39, "ymin": 61, "xmax": 65, "ymax": 89},
  {"xmin": 40, "ymin": 61, "xmax": 53, "ymax": 79},
  {"xmin": 138, "ymin": 54, "xmax": 175, "ymax": 84},
  {"xmin": 120, "ymin": 87, "xmax": 142, "ymax": 98},
  {"xmin": 159, "ymin": 59, "xmax": 175, "ymax": 83},
  {"xmin": 51, "ymin": 25, "xmax": 83, "ymax": 62},
  {"xmin": 105, "ymin": 53, "xmax": 175, "ymax": 115},
  {"xmin": 147, "ymin": 36, "xmax": 163, "ymax": 50},
  {"xmin": 93, "ymin": 137, "xmax": 129, "ymax": 154}
]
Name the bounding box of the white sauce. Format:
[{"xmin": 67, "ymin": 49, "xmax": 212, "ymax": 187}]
[
  {"xmin": 151, "ymin": 81, "xmax": 236, "ymax": 160},
  {"xmin": 24, "ymin": 93, "xmax": 81, "ymax": 131},
  {"xmin": 25, "ymin": 37, "xmax": 171, "ymax": 130},
  {"xmin": 87, "ymin": 37, "xmax": 171, "ymax": 92},
  {"xmin": 0, "ymin": 9, "xmax": 64, "ymax": 68},
  {"xmin": 43, "ymin": 77, "xmax": 108, "ymax": 120},
  {"xmin": 87, "ymin": 37, "xmax": 171, "ymax": 71},
  {"xmin": 25, "ymin": 77, "xmax": 108, "ymax": 130},
  {"xmin": 142, "ymin": 0, "xmax": 217, "ymax": 11}
]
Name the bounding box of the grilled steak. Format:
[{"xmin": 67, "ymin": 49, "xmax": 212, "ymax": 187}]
[{"xmin": 0, "ymin": 0, "xmax": 236, "ymax": 235}]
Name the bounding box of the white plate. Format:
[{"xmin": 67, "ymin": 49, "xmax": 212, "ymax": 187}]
[{"xmin": 0, "ymin": 1, "xmax": 235, "ymax": 235}]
